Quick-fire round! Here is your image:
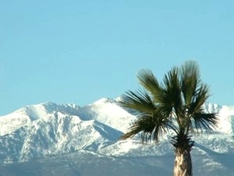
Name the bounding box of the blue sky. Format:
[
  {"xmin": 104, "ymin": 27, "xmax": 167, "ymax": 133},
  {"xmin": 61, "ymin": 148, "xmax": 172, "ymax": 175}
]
[{"xmin": 1, "ymin": 1, "xmax": 234, "ymax": 115}]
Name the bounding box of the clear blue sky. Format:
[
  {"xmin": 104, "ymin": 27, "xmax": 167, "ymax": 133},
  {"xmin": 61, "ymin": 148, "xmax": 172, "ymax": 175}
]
[{"xmin": 1, "ymin": 1, "xmax": 234, "ymax": 115}]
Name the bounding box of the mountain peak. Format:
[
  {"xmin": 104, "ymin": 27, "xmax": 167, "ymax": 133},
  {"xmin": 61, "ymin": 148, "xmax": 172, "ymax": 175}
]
[{"xmin": 91, "ymin": 98, "xmax": 117, "ymax": 105}]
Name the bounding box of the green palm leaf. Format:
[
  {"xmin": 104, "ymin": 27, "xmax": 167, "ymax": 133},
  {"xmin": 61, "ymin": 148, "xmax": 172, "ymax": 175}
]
[
  {"xmin": 120, "ymin": 109, "xmax": 171, "ymax": 143},
  {"xmin": 137, "ymin": 69, "xmax": 160, "ymax": 97},
  {"xmin": 193, "ymin": 113, "xmax": 217, "ymax": 131},
  {"xmin": 120, "ymin": 89, "xmax": 155, "ymax": 114},
  {"xmin": 181, "ymin": 61, "xmax": 201, "ymax": 105},
  {"xmin": 161, "ymin": 67, "xmax": 182, "ymax": 115}
]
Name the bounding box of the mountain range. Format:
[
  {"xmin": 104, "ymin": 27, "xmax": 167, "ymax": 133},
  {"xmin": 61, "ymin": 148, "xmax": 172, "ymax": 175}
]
[{"xmin": 0, "ymin": 98, "xmax": 234, "ymax": 176}]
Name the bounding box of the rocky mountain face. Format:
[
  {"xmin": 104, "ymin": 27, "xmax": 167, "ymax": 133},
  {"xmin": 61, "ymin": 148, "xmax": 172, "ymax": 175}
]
[{"xmin": 0, "ymin": 98, "xmax": 234, "ymax": 176}]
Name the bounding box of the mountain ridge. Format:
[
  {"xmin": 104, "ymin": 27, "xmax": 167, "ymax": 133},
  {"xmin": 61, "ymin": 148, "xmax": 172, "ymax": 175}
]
[{"xmin": 0, "ymin": 98, "xmax": 234, "ymax": 176}]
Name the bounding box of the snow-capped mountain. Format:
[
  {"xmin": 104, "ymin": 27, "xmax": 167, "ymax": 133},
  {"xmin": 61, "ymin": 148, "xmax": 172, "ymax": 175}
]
[
  {"xmin": 0, "ymin": 98, "xmax": 136, "ymax": 163},
  {"xmin": 0, "ymin": 98, "xmax": 234, "ymax": 176}
]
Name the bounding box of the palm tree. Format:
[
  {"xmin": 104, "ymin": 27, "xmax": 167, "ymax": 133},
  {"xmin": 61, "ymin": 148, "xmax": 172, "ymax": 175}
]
[{"xmin": 119, "ymin": 60, "xmax": 217, "ymax": 176}]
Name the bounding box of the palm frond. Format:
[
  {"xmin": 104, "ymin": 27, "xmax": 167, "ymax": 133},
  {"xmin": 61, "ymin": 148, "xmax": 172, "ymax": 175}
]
[
  {"xmin": 137, "ymin": 69, "xmax": 161, "ymax": 98},
  {"xmin": 151, "ymin": 110, "xmax": 171, "ymax": 142},
  {"xmin": 160, "ymin": 67, "xmax": 182, "ymax": 116},
  {"xmin": 192, "ymin": 113, "xmax": 217, "ymax": 132},
  {"xmin": 181, "ymin": 60, "xmax": 201, "ymax": 105},
  {"xmin": 120, "ymin": 109, "xmax": 171, "ymax": 143},
  {"xmin": 120, "ymin": 115, "xmax": 155, "ymax": 142},
  {"xmin": 119, "ymin": 89, "xmax": 155, "ymax": 114},
  {"xmin": 189, "ymin": 84, "xmax": 210, "ymax": 114}
]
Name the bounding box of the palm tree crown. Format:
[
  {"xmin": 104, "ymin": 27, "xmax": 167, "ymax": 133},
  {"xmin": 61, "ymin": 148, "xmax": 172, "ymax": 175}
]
[{"xmin": 120, "ymin": 60, "xmax": 217, "ymax": 150}]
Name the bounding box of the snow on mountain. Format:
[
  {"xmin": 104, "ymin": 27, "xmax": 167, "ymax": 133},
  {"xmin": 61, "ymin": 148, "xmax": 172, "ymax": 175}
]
[
  {"xmin": 78, "ymin": 98, "xmax": 136, "ymax": 132},
  {"xmin": 217, "ymin": 105, "xmax": 234, "ymax": 135},
  {"xmin": 0, "ymin": 102, "xmax": 80, "ymax": 136},
  {"xmin": 0, "ymin": 98, "xmax": 136, "ymax": 163},
  {"xmin": 0, "ymin": 98, "xmax": 234, "ymax": 175}
]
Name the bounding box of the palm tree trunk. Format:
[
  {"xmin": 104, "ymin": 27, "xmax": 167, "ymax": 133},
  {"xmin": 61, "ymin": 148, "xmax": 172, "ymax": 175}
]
[{"xmin": 173, "ymin": 149, "xmax": 192, "ymax": 176}]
